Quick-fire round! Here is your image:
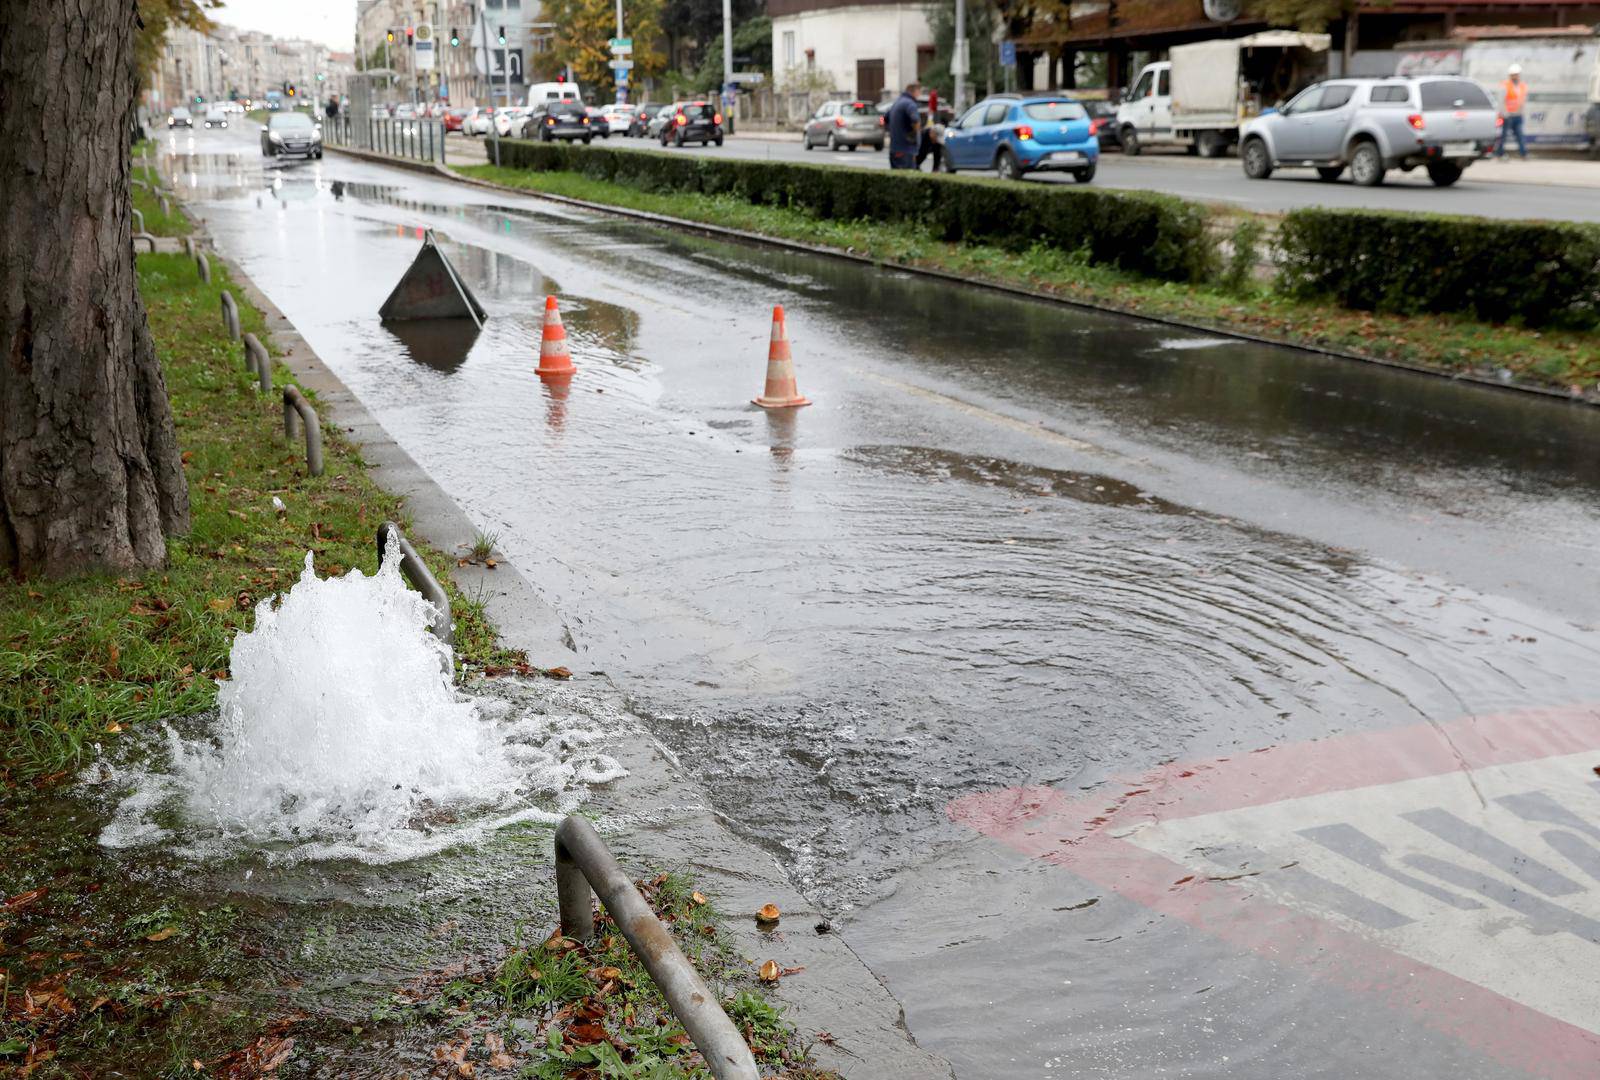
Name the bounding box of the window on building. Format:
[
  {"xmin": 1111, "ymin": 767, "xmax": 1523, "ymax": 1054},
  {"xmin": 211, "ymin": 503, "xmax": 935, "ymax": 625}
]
[
  {"xmin": 783, "ymin": 31, "xmax": 795, "ymax": 69},
  {"xmin": 917, "ymin": 45, "xmax": 934, "ymax": 81}
]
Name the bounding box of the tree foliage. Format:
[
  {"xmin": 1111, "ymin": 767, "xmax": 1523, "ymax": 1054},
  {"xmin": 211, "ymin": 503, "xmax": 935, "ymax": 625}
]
[
  {"xmin": 133, "ymin": 0, "xmax": 220, "ymax": 80},
  {"xmin": 661, "ymin": 0, "xmax": 763, "ymax": 72},
  {"xmin": 1245, "ymin": 0, "xmax": 1357, "ymax": 32},
  {"xmin": 921, "ymin": 0, "xmax": 1002, "ymax": 102},
  {"xmin": 691, "ymin": 16, "xmax": 772, "ymax": 91},
  {"xmin": 544, "ymin": 0, "xmax": 667, "ymax": 95}
]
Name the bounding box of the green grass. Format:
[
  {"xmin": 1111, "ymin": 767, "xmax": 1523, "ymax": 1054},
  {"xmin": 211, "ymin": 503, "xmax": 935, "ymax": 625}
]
[
  {"xmin": 458, "ymin": 163, "xmax": 1600, "ymax": 396},
  {"xmin": 132, "ymin": 184, "xmax": 191, "ymax": 237},
  {"xmin": 0, "ymin": 247, "xmax": 523, "ymax": 783},
  {"xmin": 372, "ymin": 872, "xmax": 838, "ymax": 1079}
]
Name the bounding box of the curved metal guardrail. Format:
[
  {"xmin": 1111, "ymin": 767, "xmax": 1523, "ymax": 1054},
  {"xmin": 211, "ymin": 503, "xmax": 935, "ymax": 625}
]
[
  {"xmin": 281, "ymin": 386, "xmax": 324, "ymax": 477},
  {"xmin": 132, "ymin": 233, "xmax": 157, "ymax": 252},
  {"xmin": 555, "ymin": 816, "xmax": 760, "ymax": 1080},
  {"xmin": 131, "ymin": 208, "xmax": 145, "ymax": 233},
  {"xmin": 241, "ymin": 332, "xmax": 271, "ymax": 392},
  {"xmin": 195, "ymin": 250, "xmax": 210, "ymax": 283},
  {"xmin": 219, "ymin": 290, "xmax": 240, "ymax": 340},
  {"xmin": 375, "ymin": 522, "xmax": 453, "ymax": 646}
]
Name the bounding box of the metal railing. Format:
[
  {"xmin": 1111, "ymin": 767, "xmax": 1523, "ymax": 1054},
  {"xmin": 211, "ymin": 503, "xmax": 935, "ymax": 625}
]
[
  {"xmin": 132, "ymin": 233, "xmax": 157, "ymax": 252},
  {"xmin": 555, "ymin": 816, "xmax": 760, "ymax": 1080},
  {"xmin": 282, "ymin": 386, "xmax": 324, "ymax": 477},
  {"xmin": 324, "ymin": 115, "xmax": 447, "ymax": 166},
  {"xmin": 219, "ymin": 290, "xmax": 240, "ymax": 341},
  {"xmin": 131, "ymin": 208, "xmax": 145, "ymax": 233},
  {"xmin": 195, "ymin": 250, "xmax": 211, "ymax": 284},
  {"xmin": 241, "ymin": 332, "xmax": 271, "ymax": 392},
  {"xmin": 375, "ymin": 522, "xmax": 453, "ymax": 646}
]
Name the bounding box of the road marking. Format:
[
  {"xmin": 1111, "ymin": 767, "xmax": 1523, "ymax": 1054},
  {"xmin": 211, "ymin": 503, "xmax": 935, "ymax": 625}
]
[{"xmin": 949, "ymin": 705, "xmax": 1600, "ymax": 1078}]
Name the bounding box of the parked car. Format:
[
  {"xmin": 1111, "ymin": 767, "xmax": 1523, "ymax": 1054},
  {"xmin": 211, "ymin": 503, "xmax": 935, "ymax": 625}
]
[
  {"xmin": 942, "ymin": 93, "xmax": 1098, "ymax": 181},
  {"xmin": 442, "ymin": 107, "xmax": 471, "ymax": 132},
  {"xmin": 1239, "ymin": 76, "xmax": 1500, "ymax": 187},
  {"xmin": 523, "ymin": 101, "xmax": 593, "ymax": 143},
  {"xmin": 202, "ymin": 105, "xmax": 230, "ymax": 129},
  {"xmin": 1084, "ymin": 100, "xmax": 1120, "ymax": 150},
  {"xmin": 660, "ymin": 101, "xmax": 723, "ymax": 147},
  {"xmin": 629, "ymin": 103, "xmax": 665, "ymax": 136},
  {"xmin": 466, "ymin": 107, "xmax": 494, "ymax": 135},
  {"xmin": 494, "ymin": 106, "xmax": 532, "ymax": 137},
  {"xmin": 803, "ymin": 100, "xmax": 885, "ymax": 151},
  {"xmin": 260, "ymin": 111, "xmax": 323, "ymax": 159},
  {"xmin": 168, "ymin": 106, "xmax": 194, "ymax": 129},
  {"xmin": 645, "ymin": 104, "xmax": 679, "ymax": 140}
]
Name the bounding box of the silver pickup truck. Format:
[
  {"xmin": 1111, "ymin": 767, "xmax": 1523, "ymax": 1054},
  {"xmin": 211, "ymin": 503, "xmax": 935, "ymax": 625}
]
[{"xmin": 1239, "ymin": 76, "xmax": 1501, "ymax": 187}]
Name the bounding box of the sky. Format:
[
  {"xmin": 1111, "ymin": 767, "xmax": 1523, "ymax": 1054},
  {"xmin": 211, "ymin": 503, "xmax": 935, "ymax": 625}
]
[{"xmin": 211, "ymin": 0, "xmax": 357, "ymax": 52}]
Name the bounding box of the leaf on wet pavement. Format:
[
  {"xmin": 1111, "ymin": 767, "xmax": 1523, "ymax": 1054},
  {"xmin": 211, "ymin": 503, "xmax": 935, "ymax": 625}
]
[
  {"xmin": 484, "ymin": 1031, "xmax": 515, "ymax": 1069},
  {"xmin": 544, "ymin": 666, "xmax": 573, "ymax": 679},
  {"xmin": 758, "ymin": 960, "xmax": 780, "ymax": 982},
  {"xmin": 756, "ymin": 903, "xmax": 781, "ymax": 923}
]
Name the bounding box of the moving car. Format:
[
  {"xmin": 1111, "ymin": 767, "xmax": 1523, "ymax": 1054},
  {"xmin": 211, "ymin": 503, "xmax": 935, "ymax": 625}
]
[
  {"xmin": 522, "ymin": 101, "xmax": 593, "ymax": 143},
  {"xmin": 1239, "ymin": 76, "xmax": 1500, "ymax": 187},
  {"xmin": 601, "ymin": 104, "xmax": 635, "ymax": 135},
  {"xmin": 527, "ymin": 81, "xmax": 583, "ymax": 108},
  {"xmin": 442, "ymin": 107, "xmax": 471, "ymax": 132},
  {"xmin": 942, "ymin": 94, "xmax": 1098, "ymax": 181},
  {"xmin": 1084, "ymin": 100, "xmax": 1120, "ymax": 150},
  {"xmin": 466, "ymin": 107, "xmax": 494, "ymax": 135},
  {"xmin": 628, "ymin": 103, "xmax": 665, "ymax": 136},
  {"xmin": 803, "ymin": 100, "xmax": 885, "ymax": 151},
  {"xmin": 494, "ymin": 106, "xmax": 532, "ymax": 137},
  {"xmin": 645, "ymin": 103, "xmax": 679, "ymax": 140},
  {"xmin": 202, "ymin": 105, "xmax": 230, "ymax": 129},
  {"xmin": 660, "ymin": 101, "xmax": 723, "ymax": 147},
  {"xmin": 584, "ymin": 106, "xmax": 610, "ymax": 138},
  {"xmin": 168, "ymin": 106, "xmax": 193, "ymax": 129},
  {"xmin": 393, "ymin": 103, "xmax": 417, "ymax": 120},
  {"xmin": 260, "ymin": 111, "xmax": 323, "ymax": 159}
]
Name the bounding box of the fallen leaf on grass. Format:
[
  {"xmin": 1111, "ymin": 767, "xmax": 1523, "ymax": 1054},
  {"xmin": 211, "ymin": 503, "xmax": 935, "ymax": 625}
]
[
  {"xmin": 208, "ymin": 597, "xmax": 235, "ymax": 613},
  {"xmin": 690, "ymin": 891, "xmax": 707, "ymax": 906},
  {"xmin": 4, "ymin": 888, "xmax": 47, "ymax": 912},
  {"xmin": 145, "ymin": 927, "xmax": 176, "ymax": 942},
  {"xmin": 567, "ymin": 1021, "xmax": 609, "ymax": 1044},
  {"xmin": 105, "ymin": 722, "xmax": 122, "ymax": 734}
]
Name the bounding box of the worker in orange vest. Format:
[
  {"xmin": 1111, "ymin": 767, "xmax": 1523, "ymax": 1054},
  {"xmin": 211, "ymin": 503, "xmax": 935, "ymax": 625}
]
[{"xmin": 1496, "ymin": 63, "xmax": 1529, "ymax": 159}]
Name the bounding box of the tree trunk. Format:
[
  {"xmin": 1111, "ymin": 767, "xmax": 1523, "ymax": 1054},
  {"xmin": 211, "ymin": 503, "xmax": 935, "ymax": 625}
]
[{"xmin": 0, "ymin": 0, "xmax": 189, "ymax": 577}]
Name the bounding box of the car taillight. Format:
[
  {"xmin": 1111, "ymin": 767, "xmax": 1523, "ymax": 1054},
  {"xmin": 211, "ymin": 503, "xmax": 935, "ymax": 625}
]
[
  {"xmin": 879, "ymin": 115, "xmax": 886, "ymax": 126},
  {"xmin": 835, "ymin": 116, "xmax": 846, "ymax": 127},
  {"xmin": 1407, "ymin": 113, "xmax": 1425, "ymax": 130},
  {"xmin": 676, "ymin": 114, "xmax": 687, "ymax": 126},
  {"xmin": 1090, "ymin": 118, "xmax": 1105, "ymax": 134},
  {"xmin": 546, "ymin": 117, "xmax": 555, "ymax": 125},
  {"xmin": 581, "ymin": 116, "xmax": 589, "ymax": 124},
  {"xmin": 1016, "ymin": 125, "xmax": 1034, "ymax": 140},
  {"xmin": 713, "ymin": 113, "xmax": 722, "ymax": 125}
]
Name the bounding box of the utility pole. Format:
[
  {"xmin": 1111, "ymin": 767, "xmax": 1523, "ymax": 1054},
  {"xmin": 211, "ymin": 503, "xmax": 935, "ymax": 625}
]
[
  {"xmin": 615, "ymin": 0, "xmax": 625, "ymax": 105},
  {"xmin": 953, "ymin": 0, "xmax": 967, "ymax": 113},
  {"xmin": 721, "ymin": 0, "xmax": 732, "ymax": 131},
  {"xmin": 477, "ymin": 2, "xmax": 500, "ymax": 164}
]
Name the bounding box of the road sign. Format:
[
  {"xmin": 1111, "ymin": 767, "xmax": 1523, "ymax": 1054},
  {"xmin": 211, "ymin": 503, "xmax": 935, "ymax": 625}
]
[
  {"xmin": 950, "ymin": 705, "xmax": 1600, "ymax": 1078},
  {"xmin": 1000, "ymin": 40, "xmax": 1016, "ymax": 67},
  {"xmin": 611, "ymin": 59, "xmax": 634, "ymax": 71},
  {"xmin": 609, "ymin": 37, "xmax": 632, "ymax": 52},
  {"xmin": 415, "ymin": 39, "xmax": 435, "ymax": 71},
  {"xmin": 415, "ymin": 23, "xmax": 433, "ymax": 43},
  {"xmin": 728, "ymin": 72, "xmax": 765, "ymax": 85}
]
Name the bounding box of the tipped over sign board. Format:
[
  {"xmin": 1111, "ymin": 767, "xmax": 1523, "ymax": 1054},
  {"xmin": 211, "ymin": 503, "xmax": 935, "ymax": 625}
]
[{"xmin": 379, "ymin": 229, "xmax": 487, "ymax": 328}]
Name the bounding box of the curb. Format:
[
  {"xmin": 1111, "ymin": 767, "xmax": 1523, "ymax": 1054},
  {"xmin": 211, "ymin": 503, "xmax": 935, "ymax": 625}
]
[
  {"xmin": 179, "ymin": 184, "xmax": 954, "ymax": 1080},
  {"xmin": 344, "ymin": 143, "xmax": 1594, "ymax": 409}
]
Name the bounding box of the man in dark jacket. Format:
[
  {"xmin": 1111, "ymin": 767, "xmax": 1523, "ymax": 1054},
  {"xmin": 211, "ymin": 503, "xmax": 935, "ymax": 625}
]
[{"xmin": 887, "ymin": 81, "xmax": 921, "ymax": 170}]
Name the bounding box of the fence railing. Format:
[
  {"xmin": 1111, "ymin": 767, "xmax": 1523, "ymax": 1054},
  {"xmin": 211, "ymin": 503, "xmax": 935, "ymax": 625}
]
[{"xmin": 324, "ymin": 115, "xmax": 447, "ymax": 165}]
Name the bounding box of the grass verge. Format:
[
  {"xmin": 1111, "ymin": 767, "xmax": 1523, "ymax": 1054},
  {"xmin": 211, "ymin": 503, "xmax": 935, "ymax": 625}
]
[
  {"xmin": 132, "ymin": 183, "xmax": 191, "ymax": 237},
  {"xmin": 0, "ymin": 247, "xmax": 524, "ymax": 784},
  {"xmin": 457, "ymin": 163, "xmax": 1600, "ymax": 397}
]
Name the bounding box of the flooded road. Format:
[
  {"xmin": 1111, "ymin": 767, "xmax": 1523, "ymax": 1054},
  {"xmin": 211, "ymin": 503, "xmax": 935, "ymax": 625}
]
[{"xmin": 159, "ymin": 128, "xmax": 1600, "ymax": 1078}]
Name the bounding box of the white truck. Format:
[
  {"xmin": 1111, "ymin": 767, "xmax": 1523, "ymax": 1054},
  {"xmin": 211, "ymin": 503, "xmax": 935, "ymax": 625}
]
[{"xmin": 1115, "ymin": 31, "xmax": 1330, "ymax": 157}]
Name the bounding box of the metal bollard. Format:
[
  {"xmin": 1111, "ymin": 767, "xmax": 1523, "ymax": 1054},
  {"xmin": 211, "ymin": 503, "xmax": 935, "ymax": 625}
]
[
  {"xmin": 159, "ymin": 195, "xmax": 170, "ymax": 216},
  {"xmin": 281, "ymin": 386, "xmax": 324, "ymax": 477},
  {"xmin": 195, "ymin": 250, "xmax": 210, "ymax": 283},
  {"xmin": 375, "ymin": 522, "xmax": 453, "ymax": 646},
  {"xmin": 132, "ymin": 233, "xmax": 157, "ymax": 253},
  {"xmin": 183, "ymin": 236, "xmax": 194, "ymax": 257},
  {"xmin": 554, "ymin": 816, "xmax": 761, "ymax": 1080},
  {"xmin": 219, "ymin": 290, "xmax": 240, "ymax": 340},
  {"xmin": 131, "ymin": 208, "xmax": 144, "ymax": 233},
  {"xmin": 241, "ymin": 332, "xmax": 271, "ymax": 392}
]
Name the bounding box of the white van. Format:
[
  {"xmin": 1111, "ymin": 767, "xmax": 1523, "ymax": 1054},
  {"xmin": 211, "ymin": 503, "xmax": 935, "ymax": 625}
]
[{"xmin": 526, "ymin": 81, "xmax": 582, "ymax": 108}]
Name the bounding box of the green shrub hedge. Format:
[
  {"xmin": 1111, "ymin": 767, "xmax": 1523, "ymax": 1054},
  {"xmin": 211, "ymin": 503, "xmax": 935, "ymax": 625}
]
[
  {"xmin": 494, "ymin": 139, "xmax": 1216, "ymax": 283},
  {"xmin": 1277, "ymin": 208, "xmax": 1600, "ymax": 327}
]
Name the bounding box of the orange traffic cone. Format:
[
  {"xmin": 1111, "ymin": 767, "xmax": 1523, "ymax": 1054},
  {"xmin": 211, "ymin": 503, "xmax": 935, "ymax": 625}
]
[
  {"xmin": 752, "ymin": 306, "xmax": 810, "ymax": 409},
  {"xmin": 536, "ymin": 295, "xmax": 577, "ymax": 378}
]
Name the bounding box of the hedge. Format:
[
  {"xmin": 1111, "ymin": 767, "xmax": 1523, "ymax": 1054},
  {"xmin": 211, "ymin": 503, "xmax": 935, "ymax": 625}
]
[
  {"xmin": 1277, "ymin": 208, "xmax": 1600, "ymax": 328},
  {"xmin": 494, "ymin": 139, "xmax": 1216, "ymax": 283}
]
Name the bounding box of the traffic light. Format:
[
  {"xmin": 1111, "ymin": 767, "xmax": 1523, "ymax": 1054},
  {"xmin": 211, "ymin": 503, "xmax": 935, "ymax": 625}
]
[
  {"xmin": 192, "ymin": 93, "xmax": 203, "ymax": 104},
  {"xmin": 386, "ymin": 28, "xmax": 395, "ymax": 43},
  {"xmin": 287, "ymin": 83, "xmax": 296, "ymax": 97},
  {"xmin": 405, "ymin": 25, "xmax": 415, "ymax": 46},
  {"xmin": 556, "ymin": 73, "xmax": 566, "ymax": 83},
  {"xmin": 315, "ymin": 72, "xmax": 325, "ymax": 82},
  {"xmin": 497, "ymin": 26, "xmax": 506, "ymax": 45},
  {"xmin": 449, "ymin": 27, "xmax": 460, "ymax": 46}
]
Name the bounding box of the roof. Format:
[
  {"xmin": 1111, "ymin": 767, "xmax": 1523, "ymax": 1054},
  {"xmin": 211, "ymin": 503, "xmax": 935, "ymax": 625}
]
[{"xmin": 768, "ymin": 0, "xmax": 919, "ymax": 16}]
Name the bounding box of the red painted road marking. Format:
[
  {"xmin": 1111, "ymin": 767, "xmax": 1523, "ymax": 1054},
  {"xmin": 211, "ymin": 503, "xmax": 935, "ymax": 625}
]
[{"xmin": 949, "ymin": 706, "xmax": 1600, "ymax": 1079}]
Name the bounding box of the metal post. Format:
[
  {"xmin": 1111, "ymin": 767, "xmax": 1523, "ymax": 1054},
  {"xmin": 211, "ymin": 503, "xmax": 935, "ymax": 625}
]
[
  {"xmin": 954, "ymin": 0, "xmax": 967, "ymax": 114},
  {"xmin": 219, "ymin": 290, "xmax": 240, "ymax": 340},
  {"xmin": 242, "ymin": 332, "xmax": 271, "ymax": 392},
  {"xmin": 195, "ymin": 251, "xmax": 211, "ymax": 284},
  {"xmin": 281, "ymin": 385, "xmax": 324, "ymax": 476},
  {"xmin": 375, "ymin": 522, "xmax": 453, "ymax": 645},
  {"xmin": 478, "ymin": 4, "xmax": 501, "ymax": 166},
  {"xmin": 553, "ymin": 817, "xmax": 760, "ymax": 1080},
  {"xmin": 721, "ymin": 0, "xmax": 732, "ymax": 132},
  {"xmin": 615, "ymin": 0, "xmax": 625, "ymax": 105},
  {"xmin": 131, "ymin": 208, "xmax": 145, "ymax": 233}
]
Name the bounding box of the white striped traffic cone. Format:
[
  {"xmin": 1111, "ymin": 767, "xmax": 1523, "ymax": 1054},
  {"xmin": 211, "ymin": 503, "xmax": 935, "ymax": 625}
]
[{"xmin": 752, "ymin": 305, "xmax": 810, "ymax": 409}]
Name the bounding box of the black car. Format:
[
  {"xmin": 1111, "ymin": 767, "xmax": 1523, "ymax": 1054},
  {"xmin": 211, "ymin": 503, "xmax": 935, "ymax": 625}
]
[
  {"xmin": 660, "ymin": 101, "xmax": 723, "ymax": 147},
  {"xmin": 1084, "ymin": 100, "xmax": 1121, "ymax": 151},
  {"xmin": 628, "ymin": 102, "xmax": 664, "ymax": 137},
  {"xmin": 260, "ymin": 112, "xmax": 322, "ymax": 159},
  {"xmin": 522, "ymin": 101, "xmax": 592, "ymax": 143}
]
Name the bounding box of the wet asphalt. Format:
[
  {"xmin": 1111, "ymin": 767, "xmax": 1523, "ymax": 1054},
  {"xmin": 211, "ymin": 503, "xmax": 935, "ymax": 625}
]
[{"xmin": 159, "ymin": 126, "xmax": 1600, "ymax": 1079}]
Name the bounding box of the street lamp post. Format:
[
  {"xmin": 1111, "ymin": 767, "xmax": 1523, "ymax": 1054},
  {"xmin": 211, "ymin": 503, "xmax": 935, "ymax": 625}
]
[
  {"xmin": 721, "ymin": 0, "xmax": 732, "ymax": 129},
  {"xmin": 954, "ymin": 0, "xmax": 967, "ymax": 113}
]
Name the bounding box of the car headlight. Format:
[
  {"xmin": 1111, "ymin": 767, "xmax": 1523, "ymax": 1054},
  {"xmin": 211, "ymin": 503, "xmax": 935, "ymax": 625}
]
[{"xmin": 270, "ymin": 130, "xmax": 284, "ymax": 143}]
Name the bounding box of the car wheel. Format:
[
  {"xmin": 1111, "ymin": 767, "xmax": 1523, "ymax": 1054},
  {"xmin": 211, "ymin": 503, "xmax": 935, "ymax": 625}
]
[
  {"xmin": 583, "ymin": 136, "xmax": 592, "ymax": 145},
  {"xmin": 803, "ymin": 133, "xmax": 813, "ymax": 150},
  {"xmin": 941, "ymin": 150, "xmax": 957, "ymax": 173},
  {"xmin": 1426, "ymin": 160, "xmax": 1463, "ymax": 187},
  {"xmin": 874, "ymin": 142, "xmax": 884, "ymax": 152},
  {"xmin": 714, "ymin": 136, "xmax": 724, "ymax": 147},
  {"xmin": 828, "ymin": 132, "xmax": 839, "ymax": 151},
  {"xmin": 1120, "ymin": 127, "xmax": 1141, "ymax": 156},
  {"xmin": 1315, "ymin": 165, "xmax": 1345, "ymax": 182},
  {"xmin": 1073, "ymin": 164, "xmax": 1096, "ymax": 183},
  {"xmin": 314, "ymin": 150, "xmax": 323, "ymax": 159},
  {"xmin": 995, "ymin": 147, "xmax": 1021, "ymax": 181},
  {"xmin": 846, "ymin": 143, "xmax": 858, "ymax": 151},
  {"xmin": 1197, "ymin": 131, "xmax": 1228, "ymax": 158},
  {"xmin": 1242, "ymin": 138, "xmax": 1272, "ymax": 180},
  {"xmin": 1350, "ymin": 141, "xmax": 1385, "ymax": 186},
  {"xmin": 674, "ymin": 129, "xmax": 684, "ymax": 147}
]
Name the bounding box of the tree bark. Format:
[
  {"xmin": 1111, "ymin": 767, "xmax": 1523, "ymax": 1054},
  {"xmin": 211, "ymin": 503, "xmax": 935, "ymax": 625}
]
[{"xmin": 0, "ymin": 0, "xmax": 189, "ymax": 577}]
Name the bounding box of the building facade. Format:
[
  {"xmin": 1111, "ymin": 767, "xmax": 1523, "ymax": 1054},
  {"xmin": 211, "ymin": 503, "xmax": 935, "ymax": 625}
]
[{"xmin": 770, "ymin": 0, "xmax": 934, "ymax": 102}]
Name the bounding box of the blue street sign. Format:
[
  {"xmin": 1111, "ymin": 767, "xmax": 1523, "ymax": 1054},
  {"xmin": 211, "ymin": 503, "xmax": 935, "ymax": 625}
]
[{"xmin": 1000, "ymin": 40, "xmax": 1016, "ymax": 67}]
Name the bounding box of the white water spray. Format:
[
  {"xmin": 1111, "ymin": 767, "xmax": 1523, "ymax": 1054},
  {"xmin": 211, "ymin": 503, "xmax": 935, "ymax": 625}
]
[{"xmin": 98, "ymin": 544, "xmax": 623, "ymax": 863}]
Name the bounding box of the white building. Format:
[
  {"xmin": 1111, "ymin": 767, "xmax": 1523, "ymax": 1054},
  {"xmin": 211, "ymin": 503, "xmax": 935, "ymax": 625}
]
[{"xmin": 770, "ymin": 0, "xmax": 935, "ymax": 102}]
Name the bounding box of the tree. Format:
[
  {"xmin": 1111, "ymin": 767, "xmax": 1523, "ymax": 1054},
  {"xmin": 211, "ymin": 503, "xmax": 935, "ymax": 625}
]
[
  {"xmin": 921, "ymin": 0, "xmax": 1002, "ymax": 102},
  {"xmin": 543, "ymin": 0, "xmax": 668, "ymax": 95},
  {"xmin": 691, "ymin": 16, "xmax": 772, "ymax": 91},
  {"xmin": 1245, "ymin": 0, "xmax": 1357, "ymax": 32},
  {"xmin": 0, "ymin": 0, "xmax": 195, "ymax": 576}
]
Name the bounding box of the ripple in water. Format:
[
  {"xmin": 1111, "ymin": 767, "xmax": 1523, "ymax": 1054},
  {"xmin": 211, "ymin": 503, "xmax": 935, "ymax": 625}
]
[{"xmin": 96, "ymin": 544, "xmax": 624, "ymax": 863}]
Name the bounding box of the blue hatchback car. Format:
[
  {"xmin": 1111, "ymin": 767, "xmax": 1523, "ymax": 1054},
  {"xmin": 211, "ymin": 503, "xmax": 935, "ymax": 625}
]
[{"xmin": 942, "ymin": 94, "xmax": 1099, "ymax": 182}]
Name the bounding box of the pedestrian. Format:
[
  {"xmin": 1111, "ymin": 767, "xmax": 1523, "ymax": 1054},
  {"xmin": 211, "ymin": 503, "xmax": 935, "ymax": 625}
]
[
  {"xmin": 1496, "ymin": 63, "xmax": 1528, "ymax": 160},
  {"xmin": 887, "ymin": 81, "xmax": 921, "ymax": 171},
  {"xmin": 325, "ymin": 96, "xmax": 340, "ymax": 121}
]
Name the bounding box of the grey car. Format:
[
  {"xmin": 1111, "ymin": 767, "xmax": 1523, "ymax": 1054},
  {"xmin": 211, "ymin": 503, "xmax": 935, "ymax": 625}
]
[
  {"xmin": 1239, "ymin": 76, "xmax": 1499, "ymax": 187},
  {"xmin": 803, "ymin": 100, "xmax": 885, "ymax": 152},
  {"xmin": 645, "ymin": 104, "xmax": 679, "ymax": 140}
]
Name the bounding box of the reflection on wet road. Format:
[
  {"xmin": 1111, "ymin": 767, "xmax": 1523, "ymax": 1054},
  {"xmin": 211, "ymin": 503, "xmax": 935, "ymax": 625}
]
[{"xmin": 163, "ymin": 130, "xmax": 1600, "ymax": 1079}]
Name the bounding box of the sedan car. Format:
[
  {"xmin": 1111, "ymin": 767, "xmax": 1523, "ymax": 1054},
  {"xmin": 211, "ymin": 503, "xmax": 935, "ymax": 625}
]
[
  {"xmin": 943, "ymin": 94, "xmax": 1098, "ymax": 181},
  {"xmin": 629, "ymin": 103, "xmax": 665, "ymax": 137},
  {"xmin": 494, "ymin": 106, "xmax": 531, "ymax": 137},
  {"xmin": 1084, "ymin": 100, "xmax": 1120, "ymax": 151},
  {"xmin": 601, "ymin": 104, "xmax": 635, "ymax": 135},
  {"xmin": 465, "ymin": 107, "xmax": 493, "ymax": 135},
  {"xmin": 645, "ymin": 104, "xmax": 681, "ymax": 140},
  {"xmin": 803, "ymin": 100, "xmax": 885, "ymax": 151},
  {"xmin": 442, "ymin": 107, "xmax": 471, "ymax": 132},
  {"xmin": 168, "ymin": 106, "xmax": 194, "ymax": 129},
  {"xmin": 584, "ymin": 106, "xmax": 611, "ymax": 138},
  {"xmin": 202, "ymin": 105, "xmax": 229, "ymax": 129},
  {"xmin": 660, "ymin": 101, "xmax": 723, "ymax": 147},
  {"xmin": 522, "ymin": 101, "xmax": 593, "ymax": 143},
  {"xmin": 260, "ymin": 111, "xmax": 322, "ymax": 159}
]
